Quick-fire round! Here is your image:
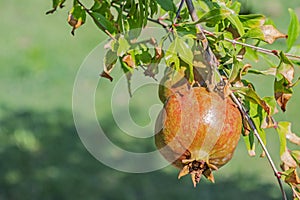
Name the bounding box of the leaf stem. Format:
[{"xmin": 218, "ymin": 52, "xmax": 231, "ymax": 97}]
[
  {"xmin": 76, "ymin": 0, "xmax": 115, "ymax": 40},
  {"xmin": 202, "ymin": 29, "xmax": 300, "ymax": 61}
]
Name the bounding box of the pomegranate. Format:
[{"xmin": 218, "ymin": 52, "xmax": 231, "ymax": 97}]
[{"xmin": 155, "ymin": 85, "xmax": 242, "ymax": 186}]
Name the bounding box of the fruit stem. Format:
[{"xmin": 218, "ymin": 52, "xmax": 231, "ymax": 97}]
[{"xmin": 184, "ymin": 0, "xmax": 287, "ymax": 199}]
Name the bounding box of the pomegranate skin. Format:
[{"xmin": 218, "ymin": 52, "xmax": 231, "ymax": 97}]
[{"xmin": 155, "ymin": 87, "xmax": 242, "ymax": 185}]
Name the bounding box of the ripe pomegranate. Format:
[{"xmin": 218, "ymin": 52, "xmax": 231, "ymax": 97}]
[{"xmin": 155, "ymin": 85, "xmax": 242, "ymax": 186}]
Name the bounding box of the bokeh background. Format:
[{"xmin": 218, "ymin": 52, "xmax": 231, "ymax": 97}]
[{"xmin": 1, "ymin": 0, "xmax": 300, "ymax": 199}]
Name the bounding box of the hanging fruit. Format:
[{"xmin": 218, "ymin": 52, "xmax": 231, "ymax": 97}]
[{"xmin": 155, "ymin": 85, "xmax": 242, "ymax": 187}]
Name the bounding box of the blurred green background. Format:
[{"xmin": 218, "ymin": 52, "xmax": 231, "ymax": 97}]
[{"xmin": 1, "ymin": 0, "xmax": 300, "ymax": 199}]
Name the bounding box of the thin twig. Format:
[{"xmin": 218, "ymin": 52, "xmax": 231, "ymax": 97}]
[
  {"xmin": 76, "ymin": 0, "xmax": 115, "ymax": 40},
  {"xmin": 229, "ymin": 93, "xmax": 287, "ymax": 200},
  {"xmin": 173, "ymin": 0, "xmax": 185, "ymax": 25},
  {"xmin": 203, "ymin": 29, "xmax": 300, "ymax": 61},
  {"xmin": 184, "ymin": 0, "xmax": 287, "ymax": 199}
]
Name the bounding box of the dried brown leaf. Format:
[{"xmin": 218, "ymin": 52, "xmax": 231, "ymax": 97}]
[
  {"xmin": 287, "ymin": 132, "xmax": 300, "ymax": 145},
  {"xmin": 122, "ymin": 55, "xmax": 135, "ymax": 68},
  {"xmin": 100, "ymin": 71, "xmax": 113, "ymax": 82},
  {"xmin": 281, "ymin": 149, "xmax": 298, "ymax": 168},
  {"xmin": 260, "ymin": 25, "xmax": 287, "ymax": 44},
  {"xmin": 275, "ymin": 92, "xmax": 292, "ymax": 112},
  {"xmin": 285, "ymin": 169, "xmax": 300, "ymax": 185}
]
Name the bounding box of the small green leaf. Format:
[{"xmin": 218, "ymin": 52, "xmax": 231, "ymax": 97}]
[
  {"xmin": 104, "ymin": 49, "xmax": 118, "ymax": 71},
  {"xmin": 156, "ymin": 0, "xmax": 175, "ymax": 12},
  {"xmin": 239, "ymin": 14, "xmax": 266, "ymax": 29},
  {"xmin": 90, "ymin": 11, "xmax": 117, "ymax": 34},
  {"xmin": 176, "ymin": 37, "xmax": 193, "ymax": 65},
  {"xmin": 197, "ymin": 8, "xmax": 231, "ymax": 26},
  {"xmin": 276, "ymin": 121, "xmax": 290, "ymax": 155},
  {"xmin": 165, "ymin": 37, "xmax": 193, "ymax": 69},
  {"xmin": 286, "ymin": 8, "xmax": 299, "ymax": 52},
  {"xmin": 117, "ymin": 36, "xmax": 130, "ymax": 57},
  {"xmin": 227, "ymin": 14, "xmax": 245, "ymax": 36},
  {"xmin": 243, "ymin": 132, "xmax": 256, "ymax": 156}
]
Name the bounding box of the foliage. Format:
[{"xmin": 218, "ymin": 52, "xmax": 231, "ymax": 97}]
[{"xmin": 47, "ymin": 0, "xmax": 300, "ymax": 198}]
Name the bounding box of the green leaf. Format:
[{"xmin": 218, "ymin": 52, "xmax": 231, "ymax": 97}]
[
  {"xmin": 104, "ymin": 50, "xmax": 118, "ymax": 71},
  {"xmin": 46, "ymin": 0, "xmax": 66, "ymax": 14},
  {"xmin": 117, "ymin": 36, "xmax": 131, "ymax": 57},
  {"xmin": 197, "ymin": 8, "xmax": 231, "ymax": 26},
  {"xmin": 68, "ymin": 4, "xmax": 86, "ymax": 35},
  {"xmin": 227, "ymin": 14, "xmax": 245, "ymax": 36},
  {"xmin": 286, "ymin": 8, "xmax": 299, "ymax": 52},
  {"xmin": 156, "ymin": 0, "xmax": 176, "ymax": 12},
  {"xmin": 276, "ymin": 121, "xmax": 290, "ymax": 155},
  {"xmin": 90, "ymin": 11, "xmax": 117, "ymax": 34},
  {"xmin": 243, "ymin": 132, "xmax": 256, "ymax": 156},
  {"xmin": 233, "ymin": 86, "xmax": 270, "ymax": 114},
  {"xmin": 165, "ymin": 37, "xmax": 194, "ymax": 69},
  {"xmin": 239, "ymin": 14, "xmax": 265, "ymax": 29}
]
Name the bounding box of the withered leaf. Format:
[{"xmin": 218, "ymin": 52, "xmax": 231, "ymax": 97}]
[
  {"xmin": 122, "ymin": 54, "xmax": 135, "ymax": 68},
  {"xmin": 287, "ymin": 132, "xmax": 300, "ymax": 145},
  {"xmin": 260, "ymin": 25, "xmax": 287, "ymax": 44},
  {"xmin": 281, "ymin": 148, "xmax": 298, "ymax": 168},
  {"xmin": 284, "ymin": 169, "xmax": 300, "ymax": 185},
  {"xmin": 275, "ymin": 92, "xmax": 292, "ymax": 112},
  {"xmin": 100, "ymin": 71, "xmax": 113, "ymax": 81}
]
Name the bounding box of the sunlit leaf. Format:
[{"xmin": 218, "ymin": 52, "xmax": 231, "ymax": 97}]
[
  {"xmin": 165, "ymin": 37, "xmax": 193, "ymax": 71},
  {"xmin": 197, "ymin": 8, "xmax": 231, "ymax": 26},
  {"xmin": 286, "ymin": 8, "xmax": 300, "ymax": 52},
  {"xmin": 117, "ymin": 36, "xmax": 131, "ymax": 57},
  {"xmin": 277, "ymin": 121, "xmax": 290, "ymax": 155},
  {"xmin": 239, "ymin": 14, "xmax": 265, "ymax": 29},
  {"xmin": 227, "ymin": 14, "xmax": 245, "ymax": 37}
]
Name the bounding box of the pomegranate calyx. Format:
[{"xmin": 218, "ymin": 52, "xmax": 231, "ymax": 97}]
[{"xmin": 178, "ymin": 160, "xmax": 215, "ymax": 187}]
